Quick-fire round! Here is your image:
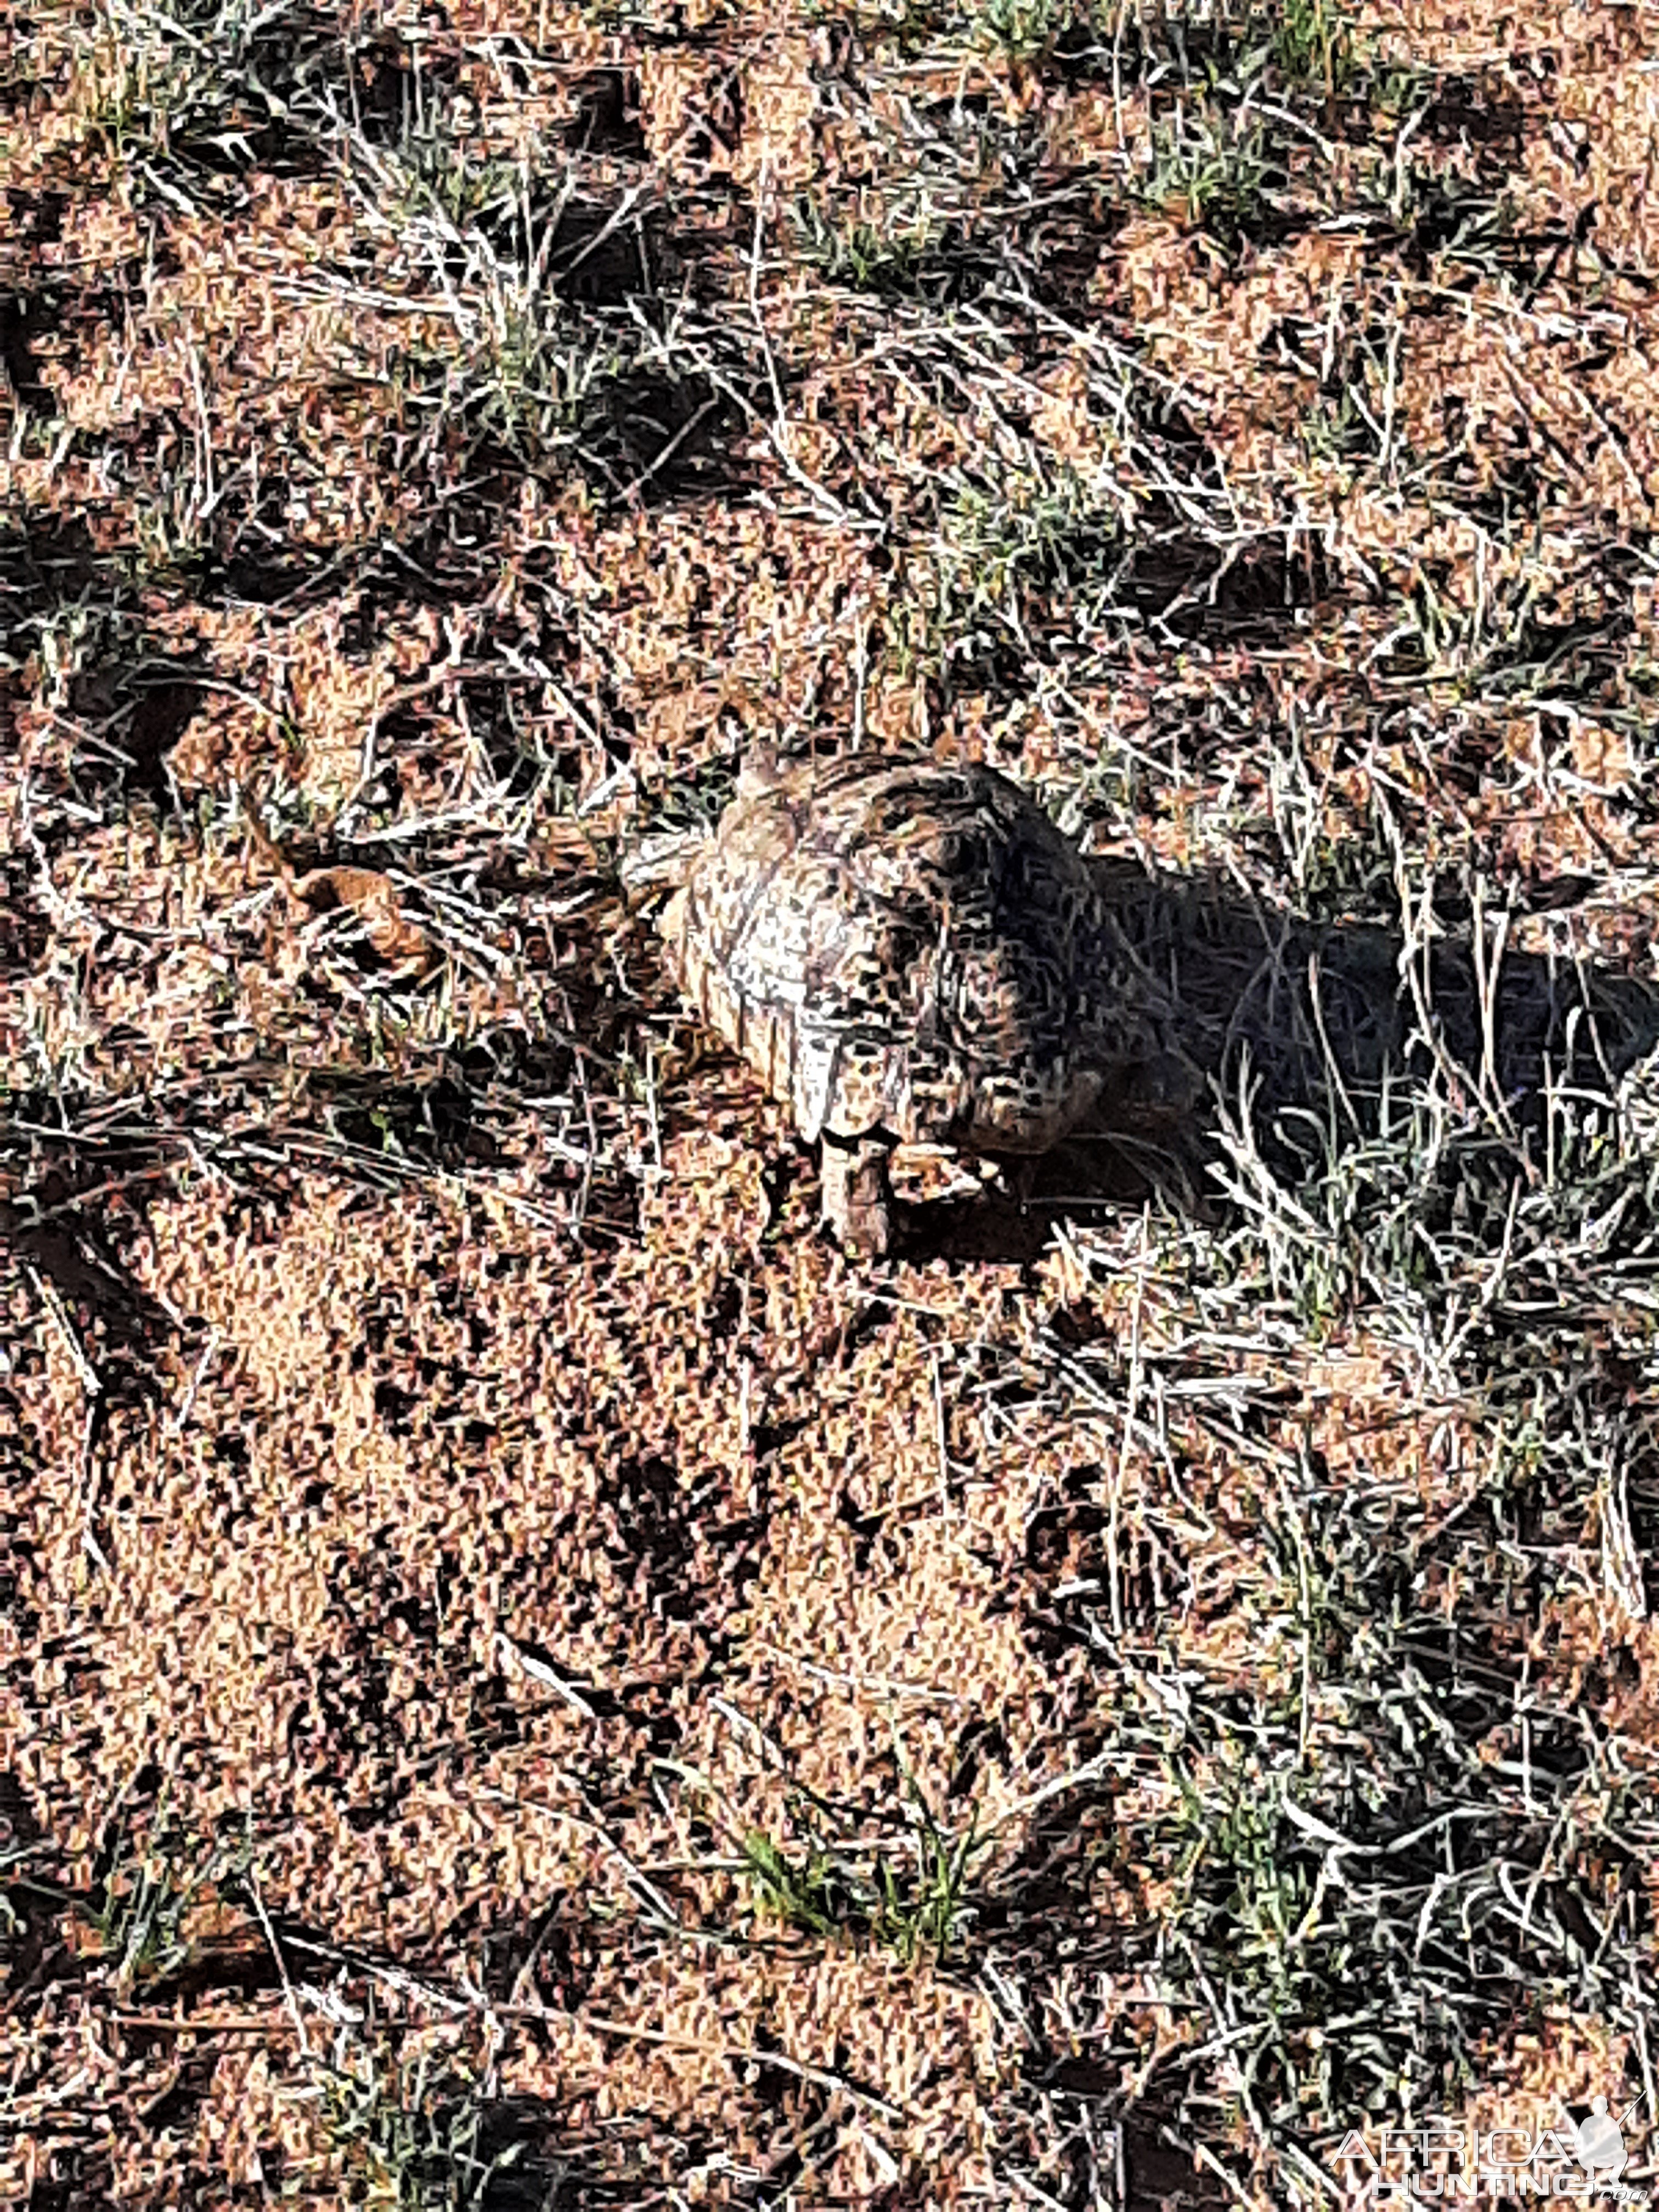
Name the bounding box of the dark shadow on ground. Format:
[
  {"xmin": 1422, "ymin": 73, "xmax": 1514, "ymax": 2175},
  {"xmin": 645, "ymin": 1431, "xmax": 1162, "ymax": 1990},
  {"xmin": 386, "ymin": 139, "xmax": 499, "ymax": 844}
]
[
  {"xmin": 0, "ymin": 1149, "xmax": 204, "ymax": 1417},
  {"xmin": 904, "ymin": 854, "xmax": 1659, "ymax": 1261}
]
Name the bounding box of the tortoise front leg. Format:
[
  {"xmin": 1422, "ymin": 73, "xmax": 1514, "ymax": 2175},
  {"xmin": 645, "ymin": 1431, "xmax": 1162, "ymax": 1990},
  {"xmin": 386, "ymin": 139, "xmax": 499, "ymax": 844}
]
[{"xmin": 820, "ymin": 1131, "xmax": 896, "ymax": 1257}]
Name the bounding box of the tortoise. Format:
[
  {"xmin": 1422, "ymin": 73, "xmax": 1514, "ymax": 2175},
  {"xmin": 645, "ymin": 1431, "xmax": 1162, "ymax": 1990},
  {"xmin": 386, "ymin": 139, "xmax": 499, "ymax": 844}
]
[{"xmin": 624, "ymin": 752, "xmax": 1159, "ymax": 1256}]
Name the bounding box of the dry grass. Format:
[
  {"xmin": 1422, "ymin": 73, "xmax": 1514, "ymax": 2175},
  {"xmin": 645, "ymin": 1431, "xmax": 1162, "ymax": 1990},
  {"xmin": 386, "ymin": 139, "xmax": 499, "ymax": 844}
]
[{"xmin": 4, "ymin": 0, "xmax": 1659, "ymax": 2204}]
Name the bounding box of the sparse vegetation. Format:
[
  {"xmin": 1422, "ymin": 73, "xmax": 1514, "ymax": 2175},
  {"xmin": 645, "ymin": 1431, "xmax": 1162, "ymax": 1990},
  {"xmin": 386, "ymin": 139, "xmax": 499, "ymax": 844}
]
[
  {"xmin": 740, "ymin": 1774, "xmax": 981, "ymax": 1962},
  {"xmin": 5, "ymin": 0, "xmax": 1659, "ymax": 2203},
  {"xmin": 315, "ymin": 2035, "xmax": 545, "ymax": 2211}
]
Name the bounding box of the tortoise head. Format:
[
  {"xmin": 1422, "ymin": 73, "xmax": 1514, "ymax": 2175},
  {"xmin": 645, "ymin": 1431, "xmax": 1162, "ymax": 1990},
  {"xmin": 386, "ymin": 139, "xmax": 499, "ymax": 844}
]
[
  {"xmin": 619, "ymin": 751, "xmax": 777, "ymax": 906},
  {"xmin": 618, "ymin": 825, "xmax": 711, "ymax": 904},
  {"xmin": 733, "ymin": 742, "xmax": 783, "ymax": 803}
]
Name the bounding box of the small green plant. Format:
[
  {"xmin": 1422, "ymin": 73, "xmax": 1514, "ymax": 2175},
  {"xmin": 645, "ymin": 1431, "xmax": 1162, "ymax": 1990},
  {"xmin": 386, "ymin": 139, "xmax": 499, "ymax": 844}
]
[
  {"xmin": 923, "ymin": 459, "xmax": 1123, "ymax": 653},
  {"xmin": 792, "ymin": 196, "xmax": 941, "ymax": 297},
  {"xmin": 1169, "ymin": 1764, "xmax": 1324, "ymax": 2006},
  {"xmin": 1299, "ymin": 379, "xmax": 1380, "ymax": 471},
  {"xmin": 75, "ymin": 0, "xmax": 340, "ymax": 204},
  {"xmin": 868, "ymin": 1793, "xmax": 980, "ymax": 1966},
  {"xmin": 975, "ymin": 0, "xmax": 1069, "ymax": 64},
  {"xmin": 741, "ymin": 1830, "xmax": 849, "ymax": 1939},
  {"xmin": 317, "ymin": 2038, "xmax": 532, "ymax": 2211},
  {"xmin": 1137, "ymin": 101, "xmax": 1274, "ymax": 247},
  {"xmin": 1268, "ymin": 0, "xmax": 1355, "ymax": 100},
  {"xmin": 740, "ymin": 1779, "xmax": 980, "ymax": 1963},
  {"xmin": 90, "ymin": 1809, "xmax": 250, "ymax": 1994},
  {"xmin": 1394, "ymin": 171, "xmax": 1522, "ymax": 278}
]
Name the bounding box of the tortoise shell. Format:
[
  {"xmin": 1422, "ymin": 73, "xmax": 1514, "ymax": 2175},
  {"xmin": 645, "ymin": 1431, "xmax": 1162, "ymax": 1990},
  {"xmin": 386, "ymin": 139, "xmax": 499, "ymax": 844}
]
[{"xmin": 641, "ymin": 753, "xmax": 1150, "ymax": 1160}]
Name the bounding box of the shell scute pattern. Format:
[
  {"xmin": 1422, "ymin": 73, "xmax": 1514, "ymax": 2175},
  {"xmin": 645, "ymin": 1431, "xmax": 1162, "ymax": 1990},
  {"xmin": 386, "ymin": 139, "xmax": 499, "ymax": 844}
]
[{"xmin": 655, "ymin": 754, "xmax": 1149, "ymax": 1162}]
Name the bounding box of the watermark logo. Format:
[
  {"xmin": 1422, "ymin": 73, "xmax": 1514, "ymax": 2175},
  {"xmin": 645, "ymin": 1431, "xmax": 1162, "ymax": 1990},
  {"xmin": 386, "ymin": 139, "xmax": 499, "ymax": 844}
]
[
  {"xmin": 1575, "ymin": 2100, "xmax": 1632, "ymax": 2188},
  {"xmin": 1329, "ymin": 2096, "xmax": 1650, "ymax": 2203}
]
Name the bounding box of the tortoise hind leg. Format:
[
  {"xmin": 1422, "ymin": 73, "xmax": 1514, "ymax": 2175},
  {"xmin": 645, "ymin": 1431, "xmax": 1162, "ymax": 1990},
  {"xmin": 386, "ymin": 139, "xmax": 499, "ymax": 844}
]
[{"xmin": 820, "ymin": 1131, "xmax": 896, "ymax": 1257}]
